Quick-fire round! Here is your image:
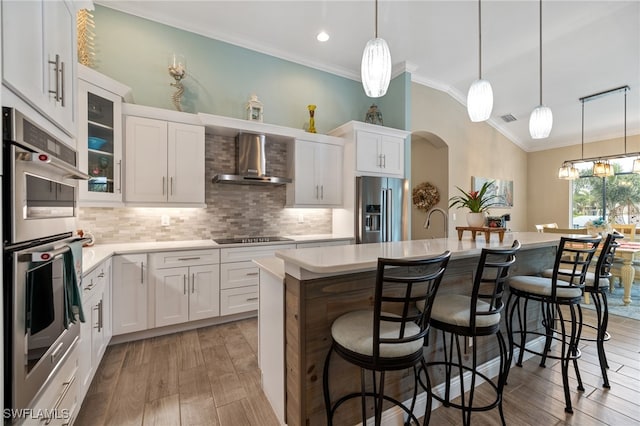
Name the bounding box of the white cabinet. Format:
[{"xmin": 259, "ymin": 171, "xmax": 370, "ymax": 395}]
[
  {"xmin": 286, "ymin": 139, "xmax": 343, "ymax": 207},
  {"xmin": 355, "ymin": 130, "xmax": 405, "ymax": 176},
  {"xmin": 26, "ymin": 342, "xmax": 79, "ymax": 426},
  {"xmin": 328, "ymin": 121, "xmax": 409, "ymax": 178},
  {"xmin": 150, "ymin": 250, "xmax": 220, "ymax": 327},
  {"xmin": 124, "ymin": 115, "xmax": 205, "ymax": 205},
  {"xmin": 1, "ymin": 0, "xmax": 77, "ymax": 136},
  {"xmin": 112, "ymin": 254, "xmax": 148, "ymax": 335},
  {"xmin": 220, "ymin": 244, "xmax": 295, "ymax": 315},
  {"xmin": 78, "ymin": 65, "xmax": 131, "ymax": 205}
]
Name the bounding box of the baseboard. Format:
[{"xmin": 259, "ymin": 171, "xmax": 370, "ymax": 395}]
[{"xmin": 358, "ymin": 336, "xmax": 547, "ymax": 426}]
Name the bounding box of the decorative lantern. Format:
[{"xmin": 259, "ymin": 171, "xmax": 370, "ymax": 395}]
[{"xmin": 246, "ymin": 94, "xmax": 263, "ymax": 122}]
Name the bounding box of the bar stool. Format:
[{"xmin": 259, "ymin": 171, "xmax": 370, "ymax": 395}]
[
  {"xmin": 421, "ymin": 241, "xmax": 520, "ymax": 426},
  {"xmin": 322, "ymin": 251, "xmax": 451, "ymax": 426},
  {"xmin": 506, "ymin": 235, "xmax": 601, "ymax": 414},
  {"xmin": 540, "ymin": 232, "xmax": 622, "ymax": 388}
]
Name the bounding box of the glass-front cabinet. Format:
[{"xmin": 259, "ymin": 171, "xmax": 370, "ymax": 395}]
[{"xmin": 77, "ymin": 65, "xmax": 130, "ymax": 204}]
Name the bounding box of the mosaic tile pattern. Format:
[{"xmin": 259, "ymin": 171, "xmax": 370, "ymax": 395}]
[{"xmin": 78, "ymin": 133, "xmax": 333, "ymax": 243}]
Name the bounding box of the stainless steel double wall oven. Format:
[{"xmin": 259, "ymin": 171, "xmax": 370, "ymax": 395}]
[{"xmin": 2, "ymin": 107, "xmax": 89, "ymax": 413}]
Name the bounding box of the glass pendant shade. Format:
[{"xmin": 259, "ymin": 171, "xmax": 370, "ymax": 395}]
[
  {"xmin": 529, "ymin": 104, "xmax": 553, "ymax": 139},
  {"xmin": 634, "ymin": 158, "xmax": 640, "ymax": 174},
  {"xmin": 467, "ymin": 79, "xmax": 493, "ymax": 122},
  {"xmin": 361, "ymin": 37, "xmax": 391, "ymax": 98},
  {"xmin": 593, "ymin": 160, "xmax": 614, "ymax": 177},
  {"xmin": 558, "ymin": 163, "xmax": 578, "ymax": 180}
]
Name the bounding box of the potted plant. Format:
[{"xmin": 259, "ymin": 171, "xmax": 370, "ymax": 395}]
[{"xmin": 449, "ymin": 181, "xmax": 502, "ymax": 227}]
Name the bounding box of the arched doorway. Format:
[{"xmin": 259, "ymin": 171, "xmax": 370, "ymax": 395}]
[{"xmin": 410, "ymin": 131, "xmax": 449, "ymax": 239}]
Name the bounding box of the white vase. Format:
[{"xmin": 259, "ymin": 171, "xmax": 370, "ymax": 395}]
[{"xmin": 466, "ymin": 212, "xmax": 486, "ymax": 228}]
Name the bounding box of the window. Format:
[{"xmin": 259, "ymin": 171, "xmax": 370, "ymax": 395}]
[{"xmin": 571, "ymin": 158, "xmax": 640, "ymax": 228}]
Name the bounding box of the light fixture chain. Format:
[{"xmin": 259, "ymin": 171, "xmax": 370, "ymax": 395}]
[
  {"xmin": 581, "ymin": 99, "xmax": 585, "ymax": 159},
  {"xmin": 624, "ymin": 87, "xmax": 627, "ymax": 153}
]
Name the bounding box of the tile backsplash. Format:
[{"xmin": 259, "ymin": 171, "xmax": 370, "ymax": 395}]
[{"xmin": 78, "ymin": 133, "xmax": 333, "ymax": 243}]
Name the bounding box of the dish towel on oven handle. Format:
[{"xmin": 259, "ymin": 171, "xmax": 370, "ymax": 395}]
[{"xmin": 62, "ymin": 239, "xmax": 85, "ymax": 327}]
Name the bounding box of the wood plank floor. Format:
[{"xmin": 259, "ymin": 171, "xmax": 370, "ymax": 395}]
[{"xmin": 76, "ymin": 309, "xmax": 640, "ymax": 425}]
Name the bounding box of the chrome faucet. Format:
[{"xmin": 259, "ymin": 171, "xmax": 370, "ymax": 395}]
[{"xmin": 424, "ymin": 207, "xmax": 448, "ymax": 238}]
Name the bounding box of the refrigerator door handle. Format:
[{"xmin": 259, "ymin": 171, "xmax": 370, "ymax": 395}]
[
  {"xmin": 385, "ymin": 188, "xmax": 393, "ymax": 241},
  {"xmin": 380, "ymin": 188, "xmax": 387, "ymax": 241}
]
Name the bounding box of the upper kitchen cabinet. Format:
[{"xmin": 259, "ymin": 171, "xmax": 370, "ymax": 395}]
[
  {"xmin": 329, "ymin": 121, "xmax": 410, "ymax": 178},
  {"xmin": 286, "ymin": 138, "xmax": 343, "ymax": 207},
  {"xmin": 1, "ymin": 0, "xmax": 77, "ymax": 137},
  {"xmin": 124, "ymin": 104, "xmax": 205, "ymax": 206},
  {"xmin": 78, "ymin": 65, "xmax": 132, "ymax": 206}
]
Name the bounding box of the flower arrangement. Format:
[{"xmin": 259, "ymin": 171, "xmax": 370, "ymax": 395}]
[
  {"xmin": 412, "ymin": 182, "xmax": 440, "ymax": 212},
  {"xmin": 585, "ymin": 217, "xmax": 611, "ymax": 234},
  {"xmin": 448, "ymin": 181, "xmax": 502, "ymax": 213}
]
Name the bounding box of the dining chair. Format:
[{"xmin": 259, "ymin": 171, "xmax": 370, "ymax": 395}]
[
  {"xmin": 612, "ymin": 223, "xmax": 636, "ymax": 241},
  {"xmin": 535, "ymin": 223, "xmax": 558, "ymax": 232}
]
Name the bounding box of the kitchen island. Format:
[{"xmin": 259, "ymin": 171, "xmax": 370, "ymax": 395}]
[{"xmin": 258, "ymin": 231, "xmax": 565, "ymax": 426}]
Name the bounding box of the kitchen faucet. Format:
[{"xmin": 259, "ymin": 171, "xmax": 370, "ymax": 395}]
[{"xmin": 424, "ymin": 207, "xmax": 448, "ymax": 238}]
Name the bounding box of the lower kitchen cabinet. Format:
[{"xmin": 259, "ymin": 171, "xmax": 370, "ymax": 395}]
[
  {"xmin": 27, "ymin": 342, "xmax": 80, "ymax": 426},
  {"xmin": 220, "ymin": 244, "xmax": 295, "ymax": 315},
  {"xmin": 150, "ymin": 250, "xmax": 220, "ymax": 327},
  {"xmin": 112, "ymin": 253, "xmax": 148, "ymax": 335},
  {"xmin": 78, "ymin": 258, "xmax": 112, "ymax": 400}
]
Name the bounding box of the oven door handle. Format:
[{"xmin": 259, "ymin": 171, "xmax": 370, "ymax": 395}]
[
  {"xmin": 17, "ymin": 150, "xmax": 91, "ymax": 180},
  {"xmin": 19, "ymin": 237, "xmax": 93, "ymax": 262}
]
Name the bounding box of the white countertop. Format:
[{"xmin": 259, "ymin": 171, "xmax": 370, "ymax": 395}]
[
  {"xmin": 253, "ymin": 257, "xmax": 285, "ymax": 280},
  {"xmin": 82, "ymin": 234, "xmax": 352, "ymax": 275},
  {"xmin": 275, "ymin": 232, "xmax": 564, "ymax": 280}
]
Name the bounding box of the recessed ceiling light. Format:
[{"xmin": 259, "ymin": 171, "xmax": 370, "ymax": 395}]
[{"xmin": 316, "ymin": 31, "xmax": 330, "ymax": 42}]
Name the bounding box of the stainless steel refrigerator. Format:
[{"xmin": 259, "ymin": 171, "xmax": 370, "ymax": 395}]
[{"xmin": 355, "ymin": 176, "xmax": 408, "ymax": 244}]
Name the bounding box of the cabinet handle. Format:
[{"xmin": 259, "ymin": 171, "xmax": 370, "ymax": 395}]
[
  {"xmin": 162, "ymin": 176, "xmax": 166, "ymax": 195},
  {"xmin": 48, "ymin": 375, "xmax": 76, "ymax": 425},
  {"xmin": 183, "ymin": 275, "xmax": 187, "ymax": 295},
  {"xmin": 170, "ymin": 176, "xmax": 174, "ymax": 195},
  {"xmin": 382, "ymin": 154, "xmax": 386, "ymax": 168},
  {"xmin": 99, "ymin": 299, "xmax": 103, "ymax": 331},
  {"xmin": 245, "ymin": 272, "xmax": 259, "ymax": 276},
  {"xmin": 246, "ymin": 297, "xmax": 259, "ymax": 302},
  {"xmin": 117, "ymin": 160, "xmax": 123, "ymax": 193},
  {"xmin": 315, "ymin": 185, "xmax": 319, "ymax": 199},
  {"xmin": 140, "ymin": 261, "xmax": 145, "ymax": 284},
  {"xmin": 191, "ymin": 273, "xmax": 195, "ymax": 293},
  {"xmin": 321, "ymin": 185, "xmax": 324, "ymax": 200},
  {"xmin": 177, "ymin": 257, "xmax": 201, "ymax": 261},
  {"xmin": 59, "ymin": 60, "xmax": 65, "ymax": 107},
  {"xmin": 48, "ymin": 54, "xmax": 61, "ymax": 102}
]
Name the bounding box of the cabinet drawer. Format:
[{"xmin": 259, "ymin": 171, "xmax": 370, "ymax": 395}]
[
  {"xmin": 220, "ymin": 244, "xmax": 296, "ymax": 263},
  {"xmin": 82, "ymin": 259, "xmax": 109, "ymax": 303},
  {"xmin": 150, "ymin": 249, "xmax": 219, "ymax": 268},
  {"xmin": 27, "ymin": 344, "xmax": 79, "ymax": 426},
  {"xmin": 220, "ymin": 286, "xmax": 259, "ymax": 316},
  {"xmin": 220, "ymin": 261, "xmax": 259, "ymax": 289}
]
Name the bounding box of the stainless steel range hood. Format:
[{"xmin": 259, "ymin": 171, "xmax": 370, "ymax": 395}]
[{"xmin": 212, "ymin": 132, "xmax": 292, "ymax": 185}]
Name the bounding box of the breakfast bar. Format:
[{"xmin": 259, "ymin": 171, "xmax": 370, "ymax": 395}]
[{"xmin": 259, "ymin": 232, "xmax": 563, "ymax": 426}]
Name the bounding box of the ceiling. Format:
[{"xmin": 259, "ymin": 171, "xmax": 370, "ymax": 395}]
[{"xmin": 97, "ymin": 0, "xmax": 640, "ymax": 153}]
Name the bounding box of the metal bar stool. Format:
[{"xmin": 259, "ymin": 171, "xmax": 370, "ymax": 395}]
[
  {"xmin": 322, "ymin": 251, "xmax": 451, "ymax": 426},
  {"xmin": 421, "ymin": 241, "xmax": 520, "ymax": 426},
  {"xmin": 540, "ymin": 232, "xmax": 622, "ymax": 388},
  {"xmin": 506, "ymin": 235, "xmax": 601, "ymax": 414}
]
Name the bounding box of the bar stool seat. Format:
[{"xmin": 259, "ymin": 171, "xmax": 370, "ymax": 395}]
[
  {"xmin": 331, "ymin": 311, "xmax": 424, "ymax": 357},
  {"xmin": 323, "ymin": 251, "xmax": 452, "ymax": 426},
  {"xmin": 508, "ymin": 275, "xmax": 583, "ymax": 298},
  {"xmin": 428, "ymin": 295, "xmax": 501, "ymax": 328}
]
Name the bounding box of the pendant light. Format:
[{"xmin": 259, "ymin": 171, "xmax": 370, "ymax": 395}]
[
  {"xmin": 529, "ymin": 0, "xmax": 553, "ymax": 139},
  {"xmin": 467, "ymin": 0, "xmax": 493, "ymax": 122},
  {"xmin": 361, "ymin": 0, "xmax": 391, "ymax": 98}
]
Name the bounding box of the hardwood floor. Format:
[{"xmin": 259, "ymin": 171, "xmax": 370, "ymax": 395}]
[{"xmin": 76, "ymin": 309, "xmax": 640, "ymax": 425}]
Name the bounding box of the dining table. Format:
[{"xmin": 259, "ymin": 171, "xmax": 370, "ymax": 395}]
[{"xmin": 614, "ymin": 241, "xmax": 640, "ymax": 305}]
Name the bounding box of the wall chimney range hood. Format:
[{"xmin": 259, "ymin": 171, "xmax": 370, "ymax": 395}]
[{"xmin": 212, "ymin": 132, "xmax": 292, "ymax": 185}]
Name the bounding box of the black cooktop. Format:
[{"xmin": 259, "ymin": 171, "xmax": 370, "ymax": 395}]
[{"xmin": 213, "ymin": 236, "xmax": 294, "ymax": 245}]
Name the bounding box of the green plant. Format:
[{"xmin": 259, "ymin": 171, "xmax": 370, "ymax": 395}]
[{"xmin": 448, "ymin": 181, "xmax": 502, "ymax": 213}]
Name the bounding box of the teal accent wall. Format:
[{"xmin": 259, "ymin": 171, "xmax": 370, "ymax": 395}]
[{"xmin": 92, "ymin": 5, "xmax": 409, "ymax": 132}]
